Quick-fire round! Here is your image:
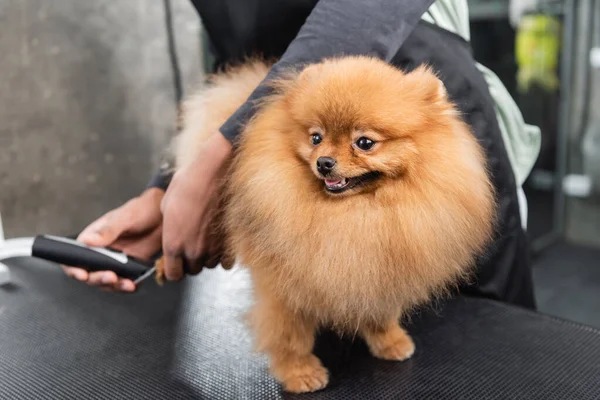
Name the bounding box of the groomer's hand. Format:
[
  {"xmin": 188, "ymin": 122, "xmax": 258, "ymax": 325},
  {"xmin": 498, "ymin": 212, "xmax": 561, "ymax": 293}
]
[
  {"xmin": 160, "ymin": 131, "xmax": 232, "ymax": 281},
  {"xmin": 61, "ymin": 188, "xmax": 164, "ymax": 292}
]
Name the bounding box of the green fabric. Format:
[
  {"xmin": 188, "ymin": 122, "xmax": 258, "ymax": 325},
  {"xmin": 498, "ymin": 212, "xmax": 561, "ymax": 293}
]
[
  {"xmin": 515, "ymin": 14, "xmax": 561, "ymax": 92},
  {"xmin": 422, "ymin": 0, "xmax": 541, "ymax": 187}
]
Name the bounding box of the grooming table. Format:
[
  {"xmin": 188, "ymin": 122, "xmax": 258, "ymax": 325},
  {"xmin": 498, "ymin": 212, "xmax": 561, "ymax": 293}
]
[{"xmin": 1, "ymin": 258, "xmax": 599, "ymax": 399}]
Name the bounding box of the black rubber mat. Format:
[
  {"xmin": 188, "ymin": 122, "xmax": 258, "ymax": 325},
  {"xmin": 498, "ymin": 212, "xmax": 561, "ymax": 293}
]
[
  {"xmin": 1, "ymin": 257, "xmax": 600, "ymax": 399},
  {"xmin": 533, "ymin": 242, "xmax": 600, "ymax": 328}
]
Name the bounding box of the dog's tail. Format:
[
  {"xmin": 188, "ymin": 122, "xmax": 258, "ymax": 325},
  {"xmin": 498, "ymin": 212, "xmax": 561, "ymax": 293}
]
[
  {"xmin": 171, "ymin": 60, "xmax": 271, "ymax": 169},
  {"xmin": 158, "ymin": 60, "xmax": 271, "ymax": 275}
]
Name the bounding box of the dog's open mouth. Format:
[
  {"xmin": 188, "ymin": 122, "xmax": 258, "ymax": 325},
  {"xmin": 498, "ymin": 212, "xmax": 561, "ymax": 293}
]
[{"xmin": 323, "ymin": 171, "xmax": 381, "ymax": 193}]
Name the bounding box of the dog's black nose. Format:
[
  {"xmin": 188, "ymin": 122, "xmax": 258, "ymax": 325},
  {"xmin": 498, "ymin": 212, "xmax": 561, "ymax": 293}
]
[{"xmin": 316, "ymin": 157, "xmax": 336, "ymax": 175}]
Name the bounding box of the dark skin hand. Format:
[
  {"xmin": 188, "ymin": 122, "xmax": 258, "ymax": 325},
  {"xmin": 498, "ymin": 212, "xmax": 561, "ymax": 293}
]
[
  {"xmin": 62, "ymin": 188, "xmax": 164, "ymax": 292},
  {"xmin": 63, "ymin": 131, "xmax": 233, "ymax": 291},
  {"xmin": 160, "ymin": 131, "xmax": 233, "ymax": 280}
]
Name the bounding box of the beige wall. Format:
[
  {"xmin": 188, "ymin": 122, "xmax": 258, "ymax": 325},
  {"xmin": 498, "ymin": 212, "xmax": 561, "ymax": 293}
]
[{"xmin": 0, "ymin": 0, "xmax": 203, "ymax": 237}]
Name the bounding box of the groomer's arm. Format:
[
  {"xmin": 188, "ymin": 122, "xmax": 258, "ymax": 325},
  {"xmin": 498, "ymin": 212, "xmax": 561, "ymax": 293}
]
[
  {"xmin": 147, "ymin": 167, "xmax": 173, "ymax": 192},
  {"xmin": 219, "ymin": 0, "xmax": 435, "ymax": 142},
  {"xmin": 151, "ymin": 0, "xmax": 436, "ymax": 190},
  {"xmin": 160, "ymin": 0, "xmax": 436, "ymax": 281}
]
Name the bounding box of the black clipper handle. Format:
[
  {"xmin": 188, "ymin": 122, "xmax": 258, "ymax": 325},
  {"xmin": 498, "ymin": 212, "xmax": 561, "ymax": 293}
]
[{"xmin": 32, "ymin": 235, "xmax": 154, "ymax": 280}]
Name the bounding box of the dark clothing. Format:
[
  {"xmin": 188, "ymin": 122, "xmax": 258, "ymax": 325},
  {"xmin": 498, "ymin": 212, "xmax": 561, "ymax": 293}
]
[
  {"xmin": 192, "ymin": 0, "xmax": 435, "ymax": 143},
  {"xmin": 391, "ymin": 21, "xmax": 535, "ymax": 308},
  {"xmin": 148, "ymin": 0, "xmax": 434, "ymax": 190},
  {"xmin": 149, "ymin": 0, "xmax": 536, "ymax": 309}
]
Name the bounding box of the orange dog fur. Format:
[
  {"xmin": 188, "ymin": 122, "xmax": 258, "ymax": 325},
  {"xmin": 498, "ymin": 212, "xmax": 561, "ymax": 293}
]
[{"xmin": 165, "ymin": 56, "xmax": 496, "ymax": 393}]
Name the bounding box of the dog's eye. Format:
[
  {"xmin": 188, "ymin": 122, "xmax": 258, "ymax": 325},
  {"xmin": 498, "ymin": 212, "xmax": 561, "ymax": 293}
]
[
  {"xmin": 355, "ymin": 137, "xmax": 375, "ymax": 151},
  {"xmin": 311, "ymin": 133, "xmax": 323, "ymax": 146}
]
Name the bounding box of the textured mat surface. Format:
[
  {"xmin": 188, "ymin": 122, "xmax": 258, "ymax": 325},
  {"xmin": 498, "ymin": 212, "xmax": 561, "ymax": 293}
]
[
  {"xmin": 1, "ymin": 257, "xmax": 600, "ymax": 399},
  {"xmin": 533, "ymin": 242, "xmax": 600, "ymax": 328}
]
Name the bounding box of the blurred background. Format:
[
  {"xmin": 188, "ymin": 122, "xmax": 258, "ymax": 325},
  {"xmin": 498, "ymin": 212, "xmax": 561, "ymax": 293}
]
[{"xmin": 0, "ymin": 1, "xmax": 599, "ymax": 325}]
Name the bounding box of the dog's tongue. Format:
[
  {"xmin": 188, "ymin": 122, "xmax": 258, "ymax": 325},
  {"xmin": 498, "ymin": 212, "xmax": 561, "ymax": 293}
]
[{"xmin": 325, "ymin": 179, "xmax": 342, "ymax": 186}]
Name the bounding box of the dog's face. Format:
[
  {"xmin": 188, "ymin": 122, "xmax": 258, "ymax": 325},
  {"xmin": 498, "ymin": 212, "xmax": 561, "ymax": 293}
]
[
  {"xmin": 302, "ymin": 126, "xmax": 386, "ymax": 195},
  {"xmin": 281, "ymin": 57, "xmax": 450, "ymax": 197}
]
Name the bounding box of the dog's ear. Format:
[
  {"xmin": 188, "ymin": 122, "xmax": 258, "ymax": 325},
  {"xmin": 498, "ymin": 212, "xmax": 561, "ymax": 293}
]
[
  {"xmin": 405, "ymin": 65, "xmax": 447, "ymax": 103},
  {"xmin": 270, "ymin": 63, "xmax": 324, "ymax": 96},
  {"xmin": 297, "ymin": 63, "xmax": 324, "ymax": 84},
  {"xmin": 279, "ymin": 63, "xmax": 325, "ymax": 105}
]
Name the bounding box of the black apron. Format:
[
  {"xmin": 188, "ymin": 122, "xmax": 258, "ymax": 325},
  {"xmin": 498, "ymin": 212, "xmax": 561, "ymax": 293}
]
[
  {"xmin": 191, "ymin": 1, "xmax": 536, "ymax": 309},
  {"xmin": 391, "ymin": 22, "xmax": 535, "ymax": 309},
  {"xmin": 191, "ymin": 0, "xmax": 319, "ymax": 71}
]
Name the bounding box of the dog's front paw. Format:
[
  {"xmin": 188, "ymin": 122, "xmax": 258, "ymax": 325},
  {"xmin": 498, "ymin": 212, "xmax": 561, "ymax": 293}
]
[
  {"xmin": 362, "ymin": 322, "xmax": 415, "ymax": 361},
  {"xmin": 275, "ymin": 355, "xmax": 329, "ymax": 393},
  {"xmin": 371, "ymin": 334, "xmax": 415, "ymax": 361}
]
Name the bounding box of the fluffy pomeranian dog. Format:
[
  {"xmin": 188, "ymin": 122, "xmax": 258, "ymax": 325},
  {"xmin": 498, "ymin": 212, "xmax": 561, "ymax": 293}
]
[{"xmin": 169, "ymin": 56, "xmax": 495, "ymax": 393}]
